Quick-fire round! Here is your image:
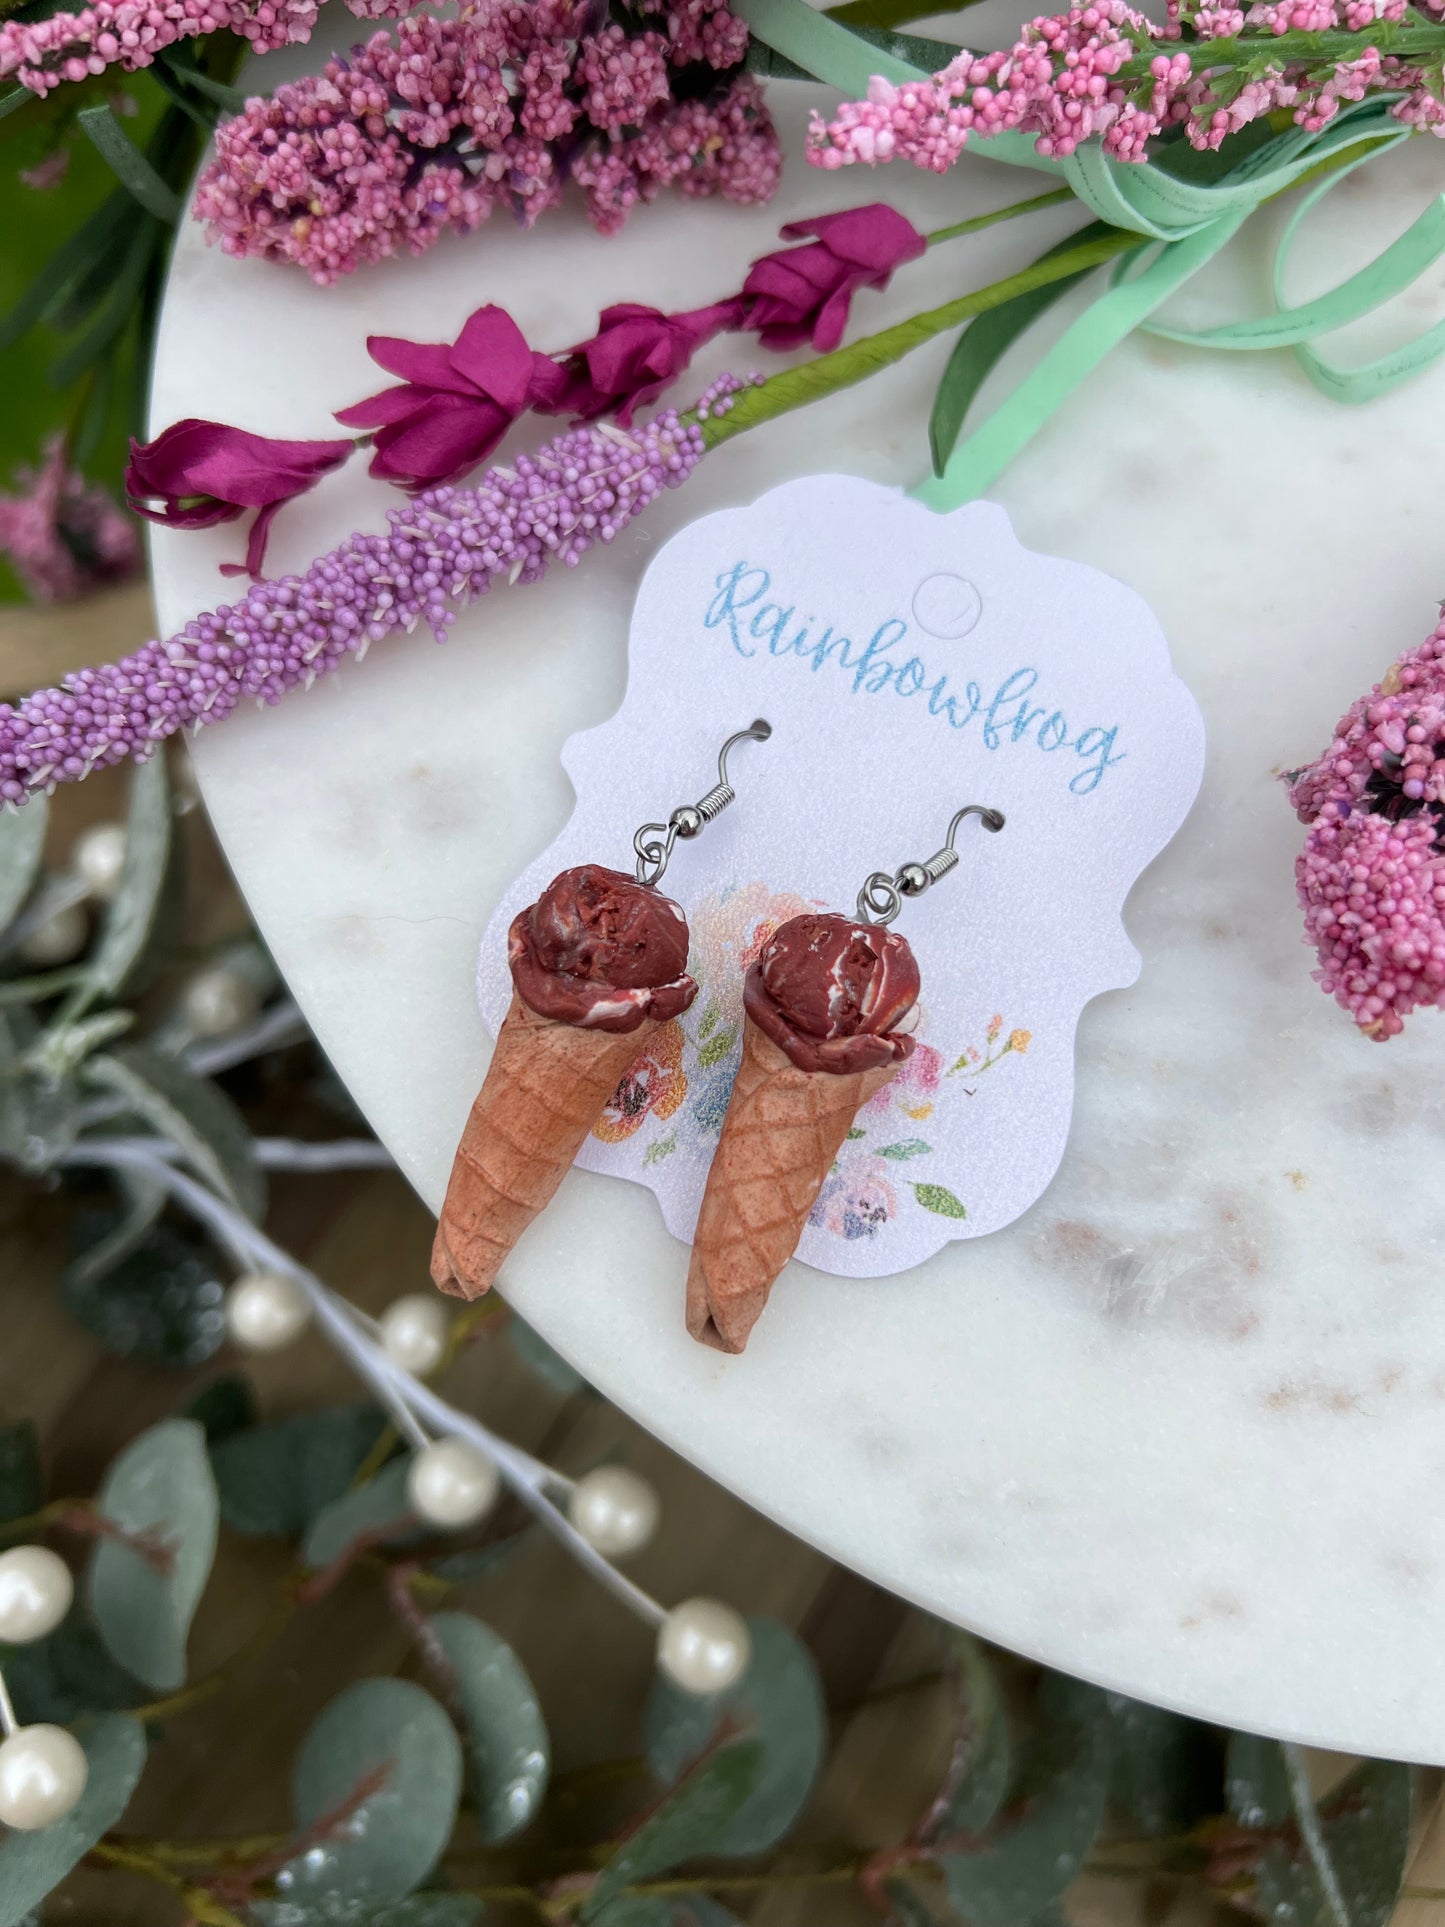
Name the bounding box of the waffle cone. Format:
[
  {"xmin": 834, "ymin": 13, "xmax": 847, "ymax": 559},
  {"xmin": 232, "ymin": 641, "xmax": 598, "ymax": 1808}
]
[
  {"xmin": 685, "ymin": 1018, "xmax": 899, "ymax": 1353},
  {"xmin": 432, "ymin": 993, "xmax": 662, "ymax": 1301}
]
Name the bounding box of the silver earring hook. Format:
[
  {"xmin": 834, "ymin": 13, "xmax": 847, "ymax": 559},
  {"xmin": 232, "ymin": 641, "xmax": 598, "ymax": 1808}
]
[
  {"xmin": 856, "ymin": 802, "xmax": 1005, "ymax": 926},
  {"xmin": 633, "ymin": 719, "xmax": 772, "ymax": 888}
]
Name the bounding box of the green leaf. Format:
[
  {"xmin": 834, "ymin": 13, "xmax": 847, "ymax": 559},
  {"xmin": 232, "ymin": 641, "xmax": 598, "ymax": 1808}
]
[
  {"xmin": 183, "ymin": 1372, "xmax": 259, "ymax": 1445},
  {"xmin": 155, "ymin": 43, "xmax": 247, "ymax": 111},
  {"xmin": 429, "ymin": 1612, "xmax": 551, "ymax": 1844},
  {"xmin": 826, "ymin": 0, "xmax": 988, "ymax": 22},
  {"xmin": 0, "ymin": 193, "xmax": 130, "ymax": 352},
  {"xmin": 210, "ymin": 1404, "xmax": 387, "ymax": 1538},
  {"xmin": 88, "ymin": 1417, "xmax": 218, "ymax": 1693},
  {"xmin": 1, "ymin": 1617, "xmax": 144, "ymax": 1726},
  {"xmin": 280, "ymin": 1679, "xmax": 462, "ymax": 1907},
  {"xmin": 696, "ymin": 1030, "xmax": 735, "ymax": 1070},
  {"xmin": 0, "ymin": 87, "xmax": 30, "ymax": 122},
  {"xmin": 507, "ymin": 1319, "xmax": 585, "ymax": 1397},
  {"xmin": 77, "ymin": 104, "xmax": 182, "ymax": 222},
  {"xmin": 1226, "ymin": 1731, "xmax": 1293, "ymax": 1828},
  {"xmin": 78, "ymin": 753, "xmax": 173, "ymax": 1007},
  {"xmin": 28, "ymin": 1008, "xmax": 133, "ymax": 1080},
  {"xmin": 928, "ymin": 226, "xmax": 1107, "ymax": 476},
  {"xmin": 697, "ymin": 1006, "xmax": 718, "ymax": 1041},
  {"xmin": 583, "ymin": 1739, "xmax": 766, "ymax": 1921},
  {"xmin": 0, "ymin": 798, "xmax": 47, "ymax": 936},
  {"xmin": 64, "ymin": 1218, "xmax": 227, "ymax": 1368},
  {"xmin": 253, "ymin": 1902, "xmax": 483, "ymax": 1927},
  {"xmin": 0, "ymin": 1421, "xmax": 41, "ymax": 1525},
  {"xmin": 0, "ymin": 1713, "xmax": 146, "ymax": 1927},
  {"xmin": 63, "ymin": 1167, "xmax": 168, "ymax": 1291},
  {"xmin": 912, "ymin": 1183, "xmax": 967, "ymax": 1220},
  {"xmin": 589, "ymin": 1903, "xmax": 675, "ymax": 1927},
  {"xmin": 645, "ymin": 1618, "xmax": 824, "ymax": 1858},
  {"xmin": 83, "ymin": 1043, "xmax": 264, "ymax": 1219},
  {"xmin": 1107, "ymin": 1696, "xmax": 1222, "ymax": 1837},
  {"xmin": 302, "ymin": 1459, "xmax": 417, "ymax": 1573},
  {"xmin": 426, "ymin": 1527, "xmax": 532, "ymax": 1585},
  {"xmin": 877, "ymin": 1139, "xmax": 931, "ymax": 1161},
  {"xmin": 942, "ymin": 1675, "xmax": 1112, "ymax": 1922},
  {"xmin": 845, "ymin": 1126, "xmax": 865, "ymax": 1140},
  {"xmin": 939, "ymin": 1632, "xmax": 1012, "ymax": 1836}
]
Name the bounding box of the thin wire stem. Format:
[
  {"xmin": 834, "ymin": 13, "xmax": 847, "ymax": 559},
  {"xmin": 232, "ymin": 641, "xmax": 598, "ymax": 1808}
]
[{"xmin": 0, "ymin": 1667, "xmax": 18, "ymax": 1736}]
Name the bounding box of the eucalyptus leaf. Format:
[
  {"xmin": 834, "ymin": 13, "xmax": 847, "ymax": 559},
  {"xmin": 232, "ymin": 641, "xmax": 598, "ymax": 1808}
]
[
  {"xmin": 64, "ymin": 1219, "xmax": 227, "ymax": 1367},
  {"xmin": 278, "ymin": 1679, "xmax": 462, "ymax": 1908},
  {"xmin": 210, "ymin": 1405, "xmax": 388, "ymax": 1538},
  {"xmin": 28, "ymin": 1009, "xmax": 133, "ymax": 1081},
  {"xmin": 88, "ymin": 1417, "xmax": 219, "ymax": 1692},
  {"xmin": 426, "ymin": 1527, "xmax": 532, "ymax": 1585},
  {"xmin": 78, "ymin": 753, "xmax": 173, "ymax": 1006},
  {"xmin": 77, "ymin": 104, "xmax": 182, "ymax": 221},
  {"xmin": 588, "ymin": 1903, "xmax": 675, "ymax": 1927},
  {"xmin": 428, "ymin": 1612, "xmax": 550, "ymax": 1844},
  {"xmin": 0, "ymin": 798, "xmax": 47, "ymax": 937},
  {"xmin": 645, "ymin": 1618, "xmax": 824, "ymax": 1857},
  {"xmin": 1245, "ymin": 1752, "xmax": 1411, "ymax": 1927},
  {"xmin": 941, "ymin": 1675, "xmax": 1112, "ymax": 1922},
  {"xmin": 584, "ymin": 1739, "xmax": 766, "ymax": 1920},
  {"xmin": 0, "ymin": 1713, "xmax": 146, "ymax": 1927},
  {"xmin": 253, "ymin": 1899, "xmax": 481, "ymax": 1927},
  {"xmin": 928, "ymin": 225, "xmax": 1106, "ymax": 476},
  {"xmin": 184, "ymin": 1372, "xmax": 259, "ymax": 1445},
  {"xmin": 507, "ymin": 1319, "xmax": 586, "ymax": 1396},
  {"xmin": 0, "ymin": 1421, "xmax": 41, "ymax": 1524},
  {"xmin": 1107, "ymin": 1696, "xmax": 1222, "ymax": 1837},
  {"xmin": 83, "ymin": 1043, "xmax": 264, "ymax": 1219},
  {"xmin": 302, "ymin": 1459, "xmax": 417, "ymax": 1572},
  {"xmin": 939, "ymin": 1632, "xmax": 1012, "ymax": 1837},
  {"xmin": 1226, "ymin": 1731, "xmax": 1294, "ymax": 1828},
  {"xmin": 1, "ymin": 1616, "xmax": 145, "ymax": 1725},
  {"xmin": 63, "ymin": 1166, "xmax": 169, "ymax": 1291}
]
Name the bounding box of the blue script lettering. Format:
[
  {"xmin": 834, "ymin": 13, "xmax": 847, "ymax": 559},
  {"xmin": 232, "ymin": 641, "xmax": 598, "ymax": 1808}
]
[{"xmin": 701, "ymin": 560, "xmax": 1126, "ymax": 793}]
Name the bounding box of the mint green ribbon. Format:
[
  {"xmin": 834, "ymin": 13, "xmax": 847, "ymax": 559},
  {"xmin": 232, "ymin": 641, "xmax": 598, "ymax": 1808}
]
[{"xmin": 733, "ymin": 0, "xmax": 1445, "ymax": 503}]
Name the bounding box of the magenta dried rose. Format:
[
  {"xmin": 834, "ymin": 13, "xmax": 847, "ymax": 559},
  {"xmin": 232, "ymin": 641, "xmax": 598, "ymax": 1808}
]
[
  {"xmin": 740, "ymin": 204, "xmax": 927, "ymax": 352},
  {"xmin": 542, "ymin": 299, "xmax": 742, "ymax": 425}
]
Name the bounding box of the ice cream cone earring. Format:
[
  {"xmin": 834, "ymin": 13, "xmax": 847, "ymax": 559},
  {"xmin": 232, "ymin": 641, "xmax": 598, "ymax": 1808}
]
[
  {"xmin": 685, "ymin": 804, "xmax": 1005, "ymax": 1355},
  {"xmin": 431, "ymin": 720, "xmax": 772, "ymax": 1302}
]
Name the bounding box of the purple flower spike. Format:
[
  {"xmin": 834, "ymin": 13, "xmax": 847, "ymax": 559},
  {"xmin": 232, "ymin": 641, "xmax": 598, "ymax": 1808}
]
[
  {"xmin": 337, "ymin": 304, "xmax": 568, "ymax": 490},
  {"xmin": 740, "ymin": 204, "xmax": 928, "ymax": 353},
  {"xmin": 125, "ymin": 420, "xmax": 355, "ymax": 581}
]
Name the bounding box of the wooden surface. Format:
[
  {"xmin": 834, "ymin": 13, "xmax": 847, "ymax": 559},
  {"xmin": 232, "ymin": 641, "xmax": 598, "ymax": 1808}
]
[{"xmin": 1, "ymin": 594, "xmax": 1441, "ymax": 1926}]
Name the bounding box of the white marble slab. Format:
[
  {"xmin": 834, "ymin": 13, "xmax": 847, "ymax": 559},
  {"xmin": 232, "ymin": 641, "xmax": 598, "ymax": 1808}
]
[{"xmin": 149, "ymin": 65, "xmax": 1445, "ymax": 1760}]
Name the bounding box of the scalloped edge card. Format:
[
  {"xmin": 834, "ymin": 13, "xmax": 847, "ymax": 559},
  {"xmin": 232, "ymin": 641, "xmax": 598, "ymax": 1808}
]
[{"xmin": 477, "ymin": 475, "xmax": 1205, "ymax": 1279}]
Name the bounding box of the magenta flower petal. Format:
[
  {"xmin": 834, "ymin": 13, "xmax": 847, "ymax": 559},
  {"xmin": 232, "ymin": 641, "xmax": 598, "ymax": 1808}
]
[
  {"xmin": 777, "ymin": 204, "xmax": 926, "ymax": 272},
  {"xmin": 367, "ymin": 393, "xmax": 513, "ymax": 490},
  {"xmin": 126, "ymin": 420, "xmax": 354, "ymax": 518},
  {"xmin": 446, "ymin": 304, "xmax": 536, "ymax": 412},
  {"xmin": 365, "ymin": 336, "xmax": 473, "ymax": 393},
  {"xmin": 334, "ymin": 384, "xmax": 433, "ymax": 431},
  {"xmin": 741, "ymin": 203, "xmax": 926, "ymax": 351}
]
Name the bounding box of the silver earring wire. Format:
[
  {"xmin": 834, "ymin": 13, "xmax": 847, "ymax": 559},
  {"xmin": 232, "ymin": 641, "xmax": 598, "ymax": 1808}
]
[
  {"xmin": 633, "ymin": 720, "xmax": 772, "ymax": 888},
  {"xmin": 856, "ymin": 803, "xmax": 1005, "ymax": 926}
]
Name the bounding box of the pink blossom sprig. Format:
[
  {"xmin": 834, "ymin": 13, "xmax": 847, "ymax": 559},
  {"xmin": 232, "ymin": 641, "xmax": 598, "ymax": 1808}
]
[
  {"xmin": 807, "ymin": 0, "xmax": 1445, "ymax": 171},
  {"xmin": 1, "ymin": 0, "xmax": 321, "ymax": 97},
  {"xmin": 1288, "ymin": 618, "xmax": 1445, "ymax": 1038},
  {"xmin": 0, "ymin": 441, "xmax": 140, "ymax": 605},
  {"xmin": 0, "ymin": 410, "xmax": 703, "ymax": 803},
  {"xmin": 191, "ymin": 0, "xmax": 777, "ymax": 284}
]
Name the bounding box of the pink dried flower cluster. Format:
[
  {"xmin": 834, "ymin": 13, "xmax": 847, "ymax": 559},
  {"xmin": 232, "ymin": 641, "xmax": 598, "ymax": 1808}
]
[
  {"xmin": 808, "ymin": 0, "xmax": 1445, "ymax": 171},
  {"xmin": 0, "ymin": 409, "xmax": 703, "ymax": 802},
  {"xmin": 1, "ymin": 0, "xmax": 320, "ymax": 95},
  {"xmin": 0, "ymin": 441, "xmax": 140, "ymax": 605},
  {"xmin": 192, "ymin": 0, "xmax": 777, "ymax": 284},
  {"xmin": 1289, "ymin": 620, "xmax": 1445, "ymax": 1039}
]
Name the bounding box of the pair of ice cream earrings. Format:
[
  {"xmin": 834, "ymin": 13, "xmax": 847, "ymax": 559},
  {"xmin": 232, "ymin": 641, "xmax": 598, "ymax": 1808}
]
[{"xmin": 430, "ymin": 720, "xmax": 1004, "ymax": 1355}]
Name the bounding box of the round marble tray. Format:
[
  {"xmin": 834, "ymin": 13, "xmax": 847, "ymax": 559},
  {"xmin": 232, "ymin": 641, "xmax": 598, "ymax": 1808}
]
[{"xmin": 149, "ymin": 60, "xmax": 1445, "ymax": 1762}]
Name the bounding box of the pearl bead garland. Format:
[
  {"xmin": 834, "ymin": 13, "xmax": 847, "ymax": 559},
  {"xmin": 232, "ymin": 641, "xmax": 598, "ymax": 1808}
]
[
  {"xmin": 378, "ymin": 1294, "xmax": 450, "ymax": 1376},
  {"xmin": 656, "ymin": 1598, "xmax": 752, "ymax": 1696},
  {"xmin": 15, "ymin": 902, "xmax": 88, "ymax": 968},
  {"xmin": 0, "ymin": 1724, "xmax": 88, "ymax": 1831},
  {"xmin": 406, "ymin": 1439, "xmax": 500, "ymax": 1530},
  {"xmin": 226, "ymin": 1271, "xmax": 311, "ymax": 1353},
  {"xmin": 71, "ymin": 822, "xmax": 128, "ymax": 901},
  {"xmin": 567, "ymin": 1467, "xmax": 659, "ymax": 1559},
  {"xmin": 0, "ymin": 1548, "xmax": 73, "ymax": 1645},
  {"xmin": 182, "ymin": 966, "xmax": 261, "ymax": 1040}
]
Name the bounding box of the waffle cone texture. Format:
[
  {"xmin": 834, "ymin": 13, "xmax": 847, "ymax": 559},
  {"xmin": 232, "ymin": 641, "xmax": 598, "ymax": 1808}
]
[{"xmin": 685, "ymin": 1017, "xmax": 899, "ymax": 1354}]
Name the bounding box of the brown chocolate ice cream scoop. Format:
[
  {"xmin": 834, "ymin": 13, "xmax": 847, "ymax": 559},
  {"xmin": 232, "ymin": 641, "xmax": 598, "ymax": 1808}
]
[
  {"xmin": 509, "ymin": 864, "xmax": 696, "ymax": 1033},
  {"xmin": 743, "ymin": 912, "xmax": 919, "ymax": 1074}
]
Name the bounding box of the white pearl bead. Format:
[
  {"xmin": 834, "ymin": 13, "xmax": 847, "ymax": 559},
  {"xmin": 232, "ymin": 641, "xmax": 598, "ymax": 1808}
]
[
  {"xmin": 406, "ymin": 1439, "xmax": 500, "ymax": 1530},
  {"xmin": 656, "ymin": 1598, "xmax": 752, "ymax": 1696},
  {"xmin": 568, "ymin": 1467, "xmax": 659, "ymax": 1559},
  {"xmin": 182, "ymin": 966, "xmax": 261, "ymax": 1039},
  {"xmin": 71, "ymin": 823, "xmax": 128, "ymax": 902},
  {"xmin": 226, "ymin": 1272, "xmax": 311, "ymax": 1353},
  {"xmin": 0, "ymin": 1548, "xmax": 73, "ymax": 1645},
  {"xmin": 0, "ymin": 1725, "xmax": 88, "ymax": 1831},
  {"xmin": 378, "ymin": 1295, "xmax": 450, "ymax": 1376},
  {"xmin": 15, "ymin": 903, "xmax": 88, "ymax": 968}
]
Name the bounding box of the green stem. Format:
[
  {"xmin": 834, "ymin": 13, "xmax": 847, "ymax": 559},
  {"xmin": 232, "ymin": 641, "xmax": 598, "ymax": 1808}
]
[
  {"xmin": 926, "ymin": 187, "xmax": 1075, "ymax": 247},
  {"xmin": 698, "ymin": 225, "xmax": 1139, "ymax": 450}
]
